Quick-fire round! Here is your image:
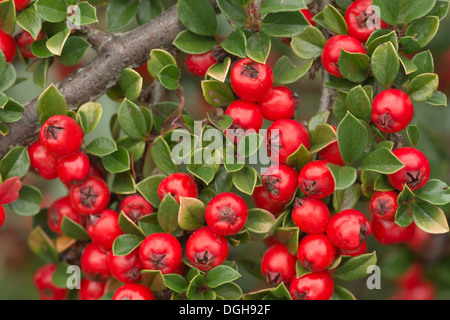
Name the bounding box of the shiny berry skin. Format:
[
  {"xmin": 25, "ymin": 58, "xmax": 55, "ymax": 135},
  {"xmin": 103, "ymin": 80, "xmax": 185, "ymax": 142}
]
[
  {"xmin": 109, "ymin": 248, "xmax": 143, "ymax": 283},
  {"xmin": 16, "ymin": 30, "xmax": 44, "ymax": 59},
  {"xmin": 261, "ymin": 164, "xmax": 299, "ymax": 204},
  {"xmin": 344, "ymin": 0, "xmax": 388, "ymax": 43},
  {"xmin": 267, "ymin": 119, "xmax": 311, "ymax": 164},
  {"xmin": 57, "ymin": 152, "xmax": 90, "ymax": 185},
  {"xmin": 301, "ymin": 9, "xmax": 316, "ymax": 26},
  {"xmin": 292, "ymin": 197, "xmax": 330, "ymax": 234},
  {"xmin": 0, "ymin": 29, "xmax": 16, "ymax": 63},
  {"xmin": 0, "ymin": 205, "xmax": 4, "ymax": 227},
  {"xmin": 289, "ymin": 271, "xmax": 334, "ymax": 300},
  {"xmin": 339, "ymin": 240, "xmax": 368, "ymax": 257},
  {"xmin": 80, "ymin": 242, "xmax": 111, "ymax": 281},
  {"xmin": 327, "ymin": 209, "xmax": 372, "ymax": 251},
  {"xmin": 321, "ymin": 35, "xmax": 366, "ymax": 78},
  {"xmin": 47, "ymin": 196, "xmax": 85, "ymax": 234},
  {"xmin": 113, "ymin": 283, "xmax": 155, "ymax": 300},
  {"xmin": 158, "ymin": 173, "xmax": 198, "ymax": 203},
  {"xmin": 205, "ymin": 192, "xmax": 248, "ymax": 236},
  {"xmin": 70, "ymin": 176, "xmax": 110, "ymax": 215},
  {"xmin": 252, "ymin": 186, "xmax": 287, "ymax": 216},
  {"xmin": 225, "ymin": 100, "xmax": 263, "ymax": 142},
  {"xmin": 79, "ymin": 279, "xmax": 106, "ymax": 300},
  {"xmin": 119, "ymin": 195, "xmax": 154, "ymax": 223},
  {"xmin": 395, "ymin": 262, "xmax": 424, "ymax": 288},
  {"xmin": 186, "ymin": 227, "xmax": 229, "ymax": 272},
  {"xmin": 139, "ymin": 233, "xmax": 182, "ymax": 274},
  {"xmin": 28, "ymin": 141, "xmax": 59, "ymax": 179},
  {"xmin": 318, "ymin": 125, "xmax": 345, "ymax": 166},
  {"xmin": 388, "ymin": 147, "xmax": 430, "ymax": 191},
  {"xmin": 87, "ymin": 209, "xmax": 123, "ymax": 250},
  {"xmin": 391, "ymin": 280, "xmax": 436, "ymax": 300},
  {"xmin": 370, "ymin": 191, "xmax": 399, "ymax": 221},
  {"xmin": 33, "ymin": 264, "xmax": 68, "ymax": 300},
  {"xmin": 371, "ymin": 89, "xmax": 414, "ymax": 133},
  {"xmin": 39, "ymin": 115, "xmax": 84, "ymax": 158},
  {"xmin": 5, "ymin": 0, "xmax": 30, "ymax": 11},
  {"xmin": 230, "ymin": 58, "xmax": 274, "ymax": 102},
  {"xmin": 372, "ymin": 216, "xmax": 416, "ymax": 245},
  {"xmin": 185, "ymin": 51, "xmax": 217, "ymax": 77},
  {"xmin": 258, "ymin": 86, "xmax": 299, "ymax": 121},
  {"xmin": 260, "ymin": 243, "xmax": 297, "ymax": 286},
  {"xmin": 298, "ymin": 160, "xmax": 335, "ymax": 199},
  {"xmin": 297, "ymin": 234, "xmax": 336, "ymax": 272}
]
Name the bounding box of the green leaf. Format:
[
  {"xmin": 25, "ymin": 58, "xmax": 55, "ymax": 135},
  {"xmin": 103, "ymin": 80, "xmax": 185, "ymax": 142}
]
[
  {"xmin": 28, "ymin": 226, "xmax": 58, "ymax": 263},
  {"xmin": 173, "ymin": 30, "xmax": 216, "ymax": 54},
  {"xmin": 151, "ymin": 136, "xmax": 177, "ymax": 176},
  {"xmin": 323, "ymin": 4, "xmax": 348, "ymax": 35},
  {"xmin": 332, "ymin": 285, "xmax": 357, "ymax": 300},
  {"xmin": 35, "ymin": 0, "xmax": 67, "ymax": 23},
  {"xmin": 232, "ymin": 166, "xmax": 258, "ymax": 195},
  {"xmin": 101, "ymin": 146, "xmax": 131, "ymax": 173},
  {"xmin": 372, "ymin": 0, "xmax": 399, "ymax": 25},
  {"xmin": 9, "ymin": 185, "xmax": 42, "ymax": 216},
  {"xmin": 0, "ymin": 64, "xmax": 17, "ymax": 92},
  {"xmin": 403, "ymin": 0, "xmax": 438, "ymax": 22},
  {"xmin": 395, "ymin": 203, "xmax": 413, "ymax": 227},
  {"xmin": 0, "ymin": 99, "xmax": 24, "ymax": 123},
  {"xmin": 371, "ymin": 42, "xmax": 400, "ymax": 87},
  {"xmin": 51, "ymin": 262, "xmax": 71, "ymax": 288},
  {"xmin": 259, "ymin": 0, "xmax": 306, "ymax": 15},
  {"xmin": 59, "ymin": 36, "xmax": 91, "ymax": 66},
  {"xmin": 36, "ymin": 84, "xmax": 68, "ymax": 125},
  {"xmin": 360, "ymin": 147, "xmax": 405, "ymax": 174},
  {"xmin": 206, "ymin": 58, "xmax": 232, "ymax": 83},
  {"xmin": 216, "ymin": 0, "xmax": 247, "ymax": 21},
  {"xmin": 406, "ymin": 125, "xmax": 420, "ymax": 146},
  {"xmin": 335, "ymin": 252, "xmax": 377, "ymax": 281},
  {"xmin": 164, "ymin": 274, "xmax": 188, "ymax": 293},
  {"xmin": 308, "ymin": 111, "xmax": 330, "ymax": 133},
  {"xmin": 327, "ymin": 164, "xmax": 357, "ymax": 190},
  {"xmin": 416, "ymin": 179, "xmax": 450, "ymax": 205},
  {"xmin": 136, "ymin": 175, "xmax": 166, "ymax": 208},
  {"xmin": 85, "ymin": 137, "xmax": 117, "ymax": 156},
  {"xmin": 274, "ymin": 227, "xmax": 299, "ymax": 255},
  {"xmin": 426, "ymin": 91, "xmax": 447, "ymax": 106},
  {"xmin": 405, "ymin": 16, "xmax": 439, "ymax": 48},
  {"xmin": 411, "ymin": 201, "xmax": 449, "ymax": 234},
  {"xmin": 339, "ymin": 50, "xmax": 370, "ymax": 83},
  {"xmin": 408, "ymin": 73, "xmax": 439, "ymax": 102},
  {"xmin": 31, "ymin": 40, "xmax": 53, "ymax": 59},
  {"xmin": 61, "ymin": 216, "xmax": 90, "ymax": 241},
  {"xmin": 399, "ymin": 36, "xmax": 421, "ymax": 54},
  {"xmin": 186, "ymin": 273, "xmax": 204, "ymax": 299},
  {"xmin": 147, "ymin": 49, "xmax": 177, "ymax": 79},
  {"xmin": 112, "ymin": 234, "xmax": 142, "ymax": 256},
  {"xmin": 17, "ymin": 8, "xmax": 42, "ymax": 40},
  {"xmin": 118, "ymin": 99, "xmax": 147, "ymax": 139},
  {"xmin": 201, "ymin": 80, "xmax": 235, "ymax": 107},
  {"xmin": 290, "ymin": 26, "xmax": 326, "ymax": 60},
  {"xmin": 285, "ymin": 144, "xmax": 313, "ymax": 171},
  {"xmin": 67, "ymin": 2, "xmax": 98, "ymax": 26},
  {"xmin": 398, "ymin": 54, "xmax": 418, "ymax": 76},
  {"xmin": 245, "ymin": 208, "xmax": 276, "ymax": 235},
  {"xmin": 141, "ymin": 269, "xmax": 166, "ymax": 292},
  {"xmin": 158, "ymin": 64, "xmax": 180, "ymax": 91},
  {"xmin": 106, "ymin": 0, "xmax": 139, "ymax": 31},
  {"xmin": 76, "ymin": 102, "xmax": 102, "ymax": 134},
  {"xmin": 178, "ymin": 197, "xmax": 206, "ymax": 231},
  {"xmin": 205, "ymin": 265, "xmax": 241, "ymax": 288},
  {"xmin": 237, "ymin": 133, "xmax": 263, "ymax": 159},
  {"xmin": 137, "ymin": 0, "xmax": 164, "ymax": 25},
  {"xmin": 214, "ymin": 282, "xmax": 243, "ymax": 300},
  {"xmin": 246, "ymin": 32, "xmax": 271, "ymax": 64},
  {"xmin": 220, "ymin": 29, "xmax": 247, "ymax": 58},
  {"xmin": 273, "ymin": 56, "xmax": 313, "ymax": 85},
  {"xmin": 45, "ymin": 28, "xmax": 71, "ymax": 56},
  {"xmin": 337, "ymin": 112, "xmax": 369, "ymax": 164},
  {"xmin": 112, "ymin": 172, "xmax": 137, "ymax": 195},
  {"xmin": 366, "ymin": 30, "xmax": 398, "ymax": 56},
  {"xmin": 178, "ymin": 0, "xmax": 217, "ymax": 36},
  {"xmin": 0, "ymin": 0, "xmax": 16, "ymax": 34},
  {"xmin": 429, "ymin": 0, "xmax": 450, "ymax": 19},
  {"xmin": 0, "ymin": 146, "xmax": 30, "ymax": 180},
  {"xmin": 121, "ymin": 68, "xmax": 143, "ymax": 101},
  {"xmin": 398, "ymin": 185, "xmax": 416, "ymax": 204},
  {"xmin": 333, "ymin": 183, "xmax": 361, "ymax": 212},
  {"xmin": 345, "ymin": 85, "xmax": 372, "ymax": 122},
  {"xmin": 157, "ymin": 194, "xmax": 181, "ymax": 234},
  {"xmin": 310, "ymin": 124, "xmax": 337, "ymax": 154},
  {"xmin": 260, "ymin": 11, "xmax": 309, "ymax": 37}
]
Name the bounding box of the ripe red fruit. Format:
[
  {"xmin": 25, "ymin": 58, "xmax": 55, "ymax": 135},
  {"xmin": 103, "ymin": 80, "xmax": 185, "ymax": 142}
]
[
  {"xmin": 47, "ymin": 196, "xmax": 85, "ymax": 234},
  {"xmin": 225, "ymin": 100, "xmax": 263, "ymax": 142},
  {"xmin": 371, "ymin": 89, "xmax": 414, "ymax": 133},
  {"xmin": 289, "ymin": 271, "xmax": 334, "ymax": 300},
  {"xmin": 109, "ymin": 248, "xmax": 143, "ymax": 283},
  {"xmin": 258, "ymin": 86, "xmax": 299, "ymax": 121},
  {"xmin": 327, "ymin": 209, "xmax": 372, "ymax": 251},
  {"xmin": 318, "ymin": 125, "xmax": 345, "ymax": 166},
  {"xmin": 16, "ymin": 30, "xmax": 44, "ymax": 59},
  {"xmin": 0, "ymin": 205, "xmax": 4, "ymax": 227},
  {"xmin": 139, "ymin": 233, "xmax": 183, "ymax": 274},
  {"xmin": 344, "ymin": 0, "xmax": 388, "ymax": 42},
  {"xmin": 252, "ymin": 186, "xmax": 287, "ymax": 216},
  {"xmin": 119, "ymin": 194, "xmax": 154, "ymax": 223},
  {"xmin": 86, "ymin": 209, "xmax": 123, "ymax": 250},
  {"xmin": 395, "ymin": 262, "xmax": 424, "ymax": 288},
  {"xmin": 370, "ymin": 191, "xmax": 399, "ymax": 221},
  {"xmin": 186, "ymin": 227, "xmax": 229, "ymax": 272},
  {"xmin": 205, "ymin": 192, "xmax": 248, "ymax": 236},
  {"xmin": 135, "ymin": 62, "xmax": 153, "ymax": 84},
  {"xmin": 57, "ymin": 152, "xmax": 90, "ymax": 185},
  {"xmin": 79, "ymin": 279, "xmax": 106, "ymax": 300},
  {"xmin": 339, "ymin": 240, "xmax": 368, "ymax": 257},
  {"xmin": 388, "ymin": 147, "xmax": 430, "ymax": 191},
  {"xmin": 260, "ymin": 164, "xmax": 299, "ymax": 203},
  {"xmin": 391, "ymin": 280, "xmax": 436, "ymax": 300},
  {"xmin": 69, "ymin": 176, "xmax": 110, "ymax": 215},
  {"xmin": 158, "ymin": 173, "xmax": 198, "ymax": 203},
  {"xmin": 292, "ymin": 197, "xmax": 330, "ymax": 234},
  {"xmin": 298, "ymin": 160, "xmax": 335, "ymax": 199},
  {"xmin": 267, "ymin": 119, "xmax": 310, "ymax": 164},
  {"xmin": 0, "ymin": 29, "xmax": 16, "ymax": 63},
  {"xmin": 230, "ymin": 58, "xmax": 274, "ymax": 102},
  {"xmin": 321, "ymin": 35, "xmax": 366, "ymax": 78},
  {"xmin": 372, "ymin": 216, "xmax": 416, "ymax": 245},
  {"xmin": 260, "ymin": 243, "xmax": 297, "ymax": 286},
  {"xmin": 301, "ymin": 9, "xmax": 316, "ymax": 26},
  {"xmin": 39, "ymin": 115, "xmax": 84, "ymax": 158},
  {"xmin": 3, "ymin": 0, "xmax": 30, "ymax": 11},
  {"xmin": 28, "ymin": 141, "xmax": 59, "ymax": 180},
  {"xmin": 185, "ymin": 51, "xmax": 217, "ymax": 77},
  {"xmin": 113, "ymin": 283, "xmax": 155, "ymax": 300},
  {"xmin": 33, "ymin": 264, "xmax": 68, "ymax": 300},
  {"xmin": 80, "ymin": 242, "xmax": 111, "ymax": 281},
  {"xmin": 297, "ymin": 234, "xmax": 336, "ymax": 272},
  {"xmin": 407, "ymin": 224, "xmax": 432, "ymax": 252}
]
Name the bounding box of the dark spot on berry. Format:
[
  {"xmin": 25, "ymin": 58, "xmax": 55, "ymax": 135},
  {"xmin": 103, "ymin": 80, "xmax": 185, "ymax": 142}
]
[
  {"xmin": 217, "ymin": 205, "xmax": 238, "ymax": 225},
  {"xmin": 377, "ymin": 112, "xmax": 396, "ymax": 131},
  {"xmin": 194, "ymin": 250, "xmax": 215, "ymax": 267},
  {"xmin": 263, "ymin": 176, "xmax": 281, "ymax": 197},
  {"xmin": 265, "ymin": 271, "xmax": 282, "ymax": 286},
  {"xmin": 302, "ymin": 180, "xmax": 320, "ymax": 196},
  {"xmin": 241, "ymin": 63, "xmax": 259, "ymax": 79},
  {"xmin": 80, "ymin": 187, "xmax": 98, "ymax": 208},
  {"xmin": 149, "ymin": 253, "xmax": 167, "ymax": 270}
]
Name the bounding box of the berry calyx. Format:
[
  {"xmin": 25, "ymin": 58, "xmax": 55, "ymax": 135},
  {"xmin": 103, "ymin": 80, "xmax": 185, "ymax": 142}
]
[
  {"xmin": 16, "ymin": 30, "xmax": 45, "ymax": 59},
  {"xmin": 28, "ymin": 141, "xmax": 59, "ymax": 180},
  {"xmin": 372, "ymin": 216, "xmax": 416, "ymax": 245},
  {"xmin": 109, "ymin": 248, "xmax": 143, "ymax": 283},
  {"xmin": 79, "ymin": 279, "xmax": 106, "ymax": 300},
  {"xmin": 388, "ymin": 147, "xmax": 430, "ymax": 191},
  {"xmin": 260, "ymin": 243, "xmax": 297, "ymax": 286},
  {"xmin": 344, "ymin": 0, "xmax": 388, "ymax": 42},
  {"xmin": 113, "ymin": 283, "xmax": 155, "ymax": 300},
  {"xmin": 289, "ymin": 271, "xmax": 334, "ymax": 300},
  {"xmin": 70, "ymin": 176, "xmax": 110, "ymax": 215},
  {"xmin": 33, "ymin": 264, "xmax": 68, "ymax": 300},
  {"xmin": 297, "ymin": 234, "xmax": 337, "ymax": 272},
  {"xmin": 298, "ymin": 160, "xmax": 335, "ymax": 199},
  {"xmin": 47, "ymin": 196, "xmax": 85, "ymax": 235},
  {"xmin": 86, "ymin": 209, "xmax": 123, "ymax": 250},
  {"xmin": 370, "ymin": 191, "xmax": 399, "ymax": 221},
  {"xmin": 0, "ymin": 29, "xmax": 16, "ymax": 63},
  {"xmin": 119, "ymin": 194, "xmax": 154, "ymax": 223},
  {"xmin": 318, "ymin": 125, "xmax": 345, "ymax": 166},
  {"xmin": 258, "ymin": 86, "xmax": 299, "ymax": 121},
  {"xmin": 139, "ymin": 233, "xmax": 183, "ymax": 274},
  {"xmin": 185, "ymin": 51, "xmax": 217, "ymax": 77},
  {"xmin": 158, "ymin": 173, "xmax": 198, "ymax": 203},
  {"xmin": 57, "ymin": 152, "xmax": 91, "ymax": 186},
  {"xmin": 225, "ymin": 100, "xmax": 263, "ymax": 142},
  {"xmin": 80, "ymin": 242, "xmax": 111, "ymax": 281},
  {"xmin": 292, "ymin": 197, "xmax": 330, "ymax": 234}
]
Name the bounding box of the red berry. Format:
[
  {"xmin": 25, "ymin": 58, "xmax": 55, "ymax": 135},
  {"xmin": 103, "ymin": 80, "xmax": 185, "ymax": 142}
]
[
  {"xmin": 372, "ymin": 216, "xmax": 415, "ymax": 245},
  {"xmin": 370, "ymin": 191, "xmax": 399, "ymax": 221},
  {"xmin": 327, "ymin": 209, "xmax": 372, "ymax": 251},
  {"xmin": 47, "ymin": 196, "xmax": 85, "ymax": 234},
  {"xmin": 230, "ymin": 58, "xmax": 274, "ymax": 102},
  {"xmin": 205, "ymin": 192, "xmax": 248, "ymax": 236},
  {"xmin": 33, "ymin": 264, "xmax": 68, "ymax": 300},
  {"xmin": 407, "ymin": 224, "xmax": 432, "ymax": 252},
  {"xmin": 318, "ymin": 125, "xmax": 345, "ymax": 166},
  {"xmin": 0, "ymin": 29, "xmax": 16, "ymax": 63},
  {"xmin": 267, "ymin": 119, "xmax": 310, "ymax": 164},
  {"xmin": 298, "ymin": 160, "xmax": 335, "ymax": 199},
  {"xmin": 16, "ymin": 30, "xmax": 45, "ymax": 59},
  {"xmin": 57, "ymin": 152, "xmax": 91, "ymax": 186},
  {"xmin": 395, "ymin": 262, "xmax": 424, "ymax": 288},
  {"xmin": 185, "ymin": 51, "xmax": 217, "ymax": 77},
  {"xmin": 301, "ymin": 9, "xmax": 316, "ymax": 26},
  {"xmin": 339, "ymin": 240, "xmax": 368, "ymax": 257},
  {"xmin": 70, "ymin": 176, "xmax": 110, "ymax": 215},
  {"xmin": 0, "ymin": 205, "xmax": 4, "ymax": 227},
  {"xmin": 5, "ymin": 0, "xmax": 30, "ymax": 11},
  {"xmin": 86, "ymin": 209, "xmax": 123, "ymax": 250},
  {"xmin": 344, "ymin": 0, "xmax": 388, "ymax": 43},
  {"xmin": 119, "ymin": 195, "xmax": 154, "ymax": 223},
  {"xmin": 297, "ymin": 234, "xmax": 336, "ymax": 272},
  {"xmin": 139, "ymin": 233, "xmax": 182, "ymax": 274},
  {"xmin": 113, "ymin": 283, "xmax": 155, "ymax": 300},
  {"xmin": 225, "ymin": 100, "xmax": 263, "ymax": 142},
  {"xmin": 321, "ymin": 35, "xmax": 366, "ymax": 78},
  {"xmin": 391, "ymin": 280, "xmax": 436, "ymax": 300},
  {"xmin": 289, "ymin": 271, "xmax": 334, "ymax": 300},
  {"xmin": 260, "ymin": 243, "xmax": 297, "ymax": 286},
  {"xmin": 158, "ymin": 173, "xmax": 198, "ymax": 203},
  {"xmin": 135, "ymin": 62, "xmax": 153, "ymax": 84},
  {"xmin": 186, "ymin": 227, "xmax": 229, "ymax": 272},
  {"xmin": 39, "ymin": 115, "xmax": 84, "ymax": 158},
  {"xmin": 28, "ymin": 141, "xmax": 59, "ymax": 180},
  {"xmin": 79, "ymin": 279, "xmax": 106, "ymax": 300},
  {"xmin": 258, "ymin": 86, "xmax": 299, "ymax": 121},
  {"xmin": 109, "ymin": 248, "xmax": 143, "ymax": 283},
  {"xmin": 371, "ymin": 89, "xmax": 414, "ymax": 133},
  {"xmin": 388, "ymin": 147, "xmax": 430, "ymax": 191},
  {"xmin": 260, "ymin": 164, "xmax": 298, "ymax": 203},
  {"xmin": 292, "ymin": 197, "xmax": 330, "ymax": 234},
  {"xmin": 252, "ymin": 186, "xmax": 287, "ymax": 216},
  {"xmin": 80, "ymin": 242, "xmax": 111, "ymax": 281}
]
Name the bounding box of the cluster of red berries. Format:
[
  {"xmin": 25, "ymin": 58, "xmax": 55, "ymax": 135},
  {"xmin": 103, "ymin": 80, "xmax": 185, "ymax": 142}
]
[{"xmin": 390, "ymin": 262, "xmax": 436, "ymax": 300}]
